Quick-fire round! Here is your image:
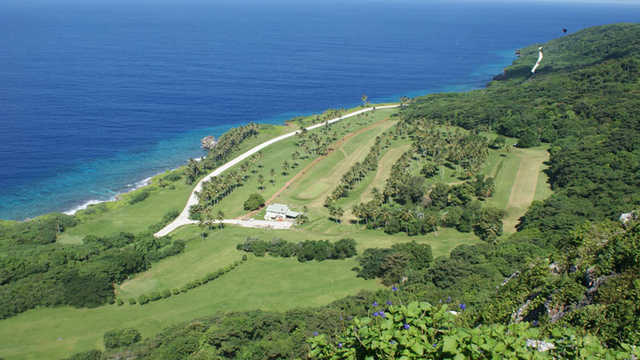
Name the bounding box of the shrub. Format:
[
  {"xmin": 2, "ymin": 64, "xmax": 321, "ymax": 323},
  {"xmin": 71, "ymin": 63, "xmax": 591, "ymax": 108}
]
[
  {"xmin": 243, "ymin": 193, "xmax": 265, "ymax": 211},
  {"xmin": 128, "ymin": 298, "xmax": 137, "ymax": 305},
  {"xmin": 103, "ymin": 328, "xmax": 141, "ymax": 349},
  {"xmin": 516, "ymin": 129, "xmax": 540, "ymax": 148},
  {"xmin": 64, "ymin": 350, "xmax": 102, "ymax": 360},
  {"xmin": 138, "ymin": 295, "xmax": 149, "ymax": 305},
  {"xmin": 129, "ymin": 190, "xmax": 150, "ymax": 204},
  {"xmin": 164, "ymin": 172, "xmax": 182, "ymax": 182}
]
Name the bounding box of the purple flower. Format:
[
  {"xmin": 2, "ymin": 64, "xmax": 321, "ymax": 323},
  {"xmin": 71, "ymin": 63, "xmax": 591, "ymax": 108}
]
[
  {"xmin": 380, "ymin": 311, "xmax": 386, "ymax": 318},
  {"xmin": 372, "ymin": 301, "xmax": 378, "ymax": 307},
  {"xmin": 433, "ymin": 343, "xmax": 437, "ymax": 348},
  {"xmin": 338, "ymin": 343, "xmax": 343, "ymax": 348},
  {"xmin": 372, "ymin": 312, "xmax": 379, "ymax": 317},
  {"xmin": 313, "ymin": 331, "xmax": 319, "ymax": 336},
  {"xmin": 459, "ymin": 303, "xmax": 466, "ymax": 311},
  {"xmin": 446, "ymin": 296, "xmax": 452, "ymax": 303},
  {"xmin": 403, "ymin": 323, "xmax": 410, "ymax": 330},
  {"xmin": 390, "ymin": 340, "xmax": 396, "ymax": 345},
  {"xmin": 392, "ymin": 286, "xmax": 398, "ymax": 292},
  {"xmin": 386, "ymin": 300, "xmax": 392, "ymax": 306}
]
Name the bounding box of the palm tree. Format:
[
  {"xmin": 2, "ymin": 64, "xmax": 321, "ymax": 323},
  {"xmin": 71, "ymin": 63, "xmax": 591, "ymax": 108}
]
[
  {"xmin": 269, "ymin": 168, "xmax": 276, "ymax": 184},
  {"xmin": 329, "ymin": 206, "xmax": 344, "ymax": 223},
  {"xmin": 216, "ymin": 210, "xmax": 225, "ymax": 229},
  {"xmin": 400, "ymin": 209, "xmax": 414, "ymax": 234},
  {"xmin": 198, "ymin": 219, "xmax": 207, "ymax": 241},
  {"xmin": 380, "ymin": 209, "xmax": 393, "ymax": 228},
  {"xmin": 402, "ymin": 96, "xmax": 411, "ymax": 107},
  {"xmin": 257, "ymin": 174, "xmax": 264, "ymax": 190},
  {"xmin": 281, "ymin": 160, "xmax": 290, "ymax": 175}
]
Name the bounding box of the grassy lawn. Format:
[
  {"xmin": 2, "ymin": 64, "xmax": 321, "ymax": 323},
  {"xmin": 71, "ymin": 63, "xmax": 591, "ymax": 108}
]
[
  {"xmin": 0, "ymin": 108, "xmax": 406, "ymax": 359},
  {"xmin": 57, "ymin": 124, "xmax": 290, "ymax": 243},
  {"xmin": 487, "ymin": 145, "xmax": 551, "ymax": 233},
  {"xmin": 360, "ymin": 144, "xmax": 411, "ymax": 203},
  {"xmin": 534, "ymin": 156, "xmax": 553, "ymax": 202},
  {"xmin": 1, "ymin": 105, "xmax": 556, "ymax": 360},
  {"xmin": 58, "ymin": 176, "xmax": 193, "ymax": 243},
  {"xmin": 56, "ymin": 109, "xmax": 390, "ymax": 243},
  {"xmin": 277, "ymin": 113, "xmax": 396, "ymax": 215},
  {"xmin": 0, "ymin": 252, "xmax": 380, "ymax": 360},
  {"xmin": 212, "ymin": 109, "xmax": 395, "ymax": 219}
]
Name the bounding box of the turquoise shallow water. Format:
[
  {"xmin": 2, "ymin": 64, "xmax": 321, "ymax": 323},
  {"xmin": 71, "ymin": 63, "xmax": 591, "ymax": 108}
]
[{"xmin": 1, "ymin": 0, "xmax": 639, "ymax": 220}]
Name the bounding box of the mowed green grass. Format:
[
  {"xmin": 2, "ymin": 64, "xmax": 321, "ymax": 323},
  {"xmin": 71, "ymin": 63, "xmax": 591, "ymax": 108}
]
[
  {"xmin": 0, "ymin": 249, "xmax": 380, "ymax": 360},
  {"xmin": 359, "ymin": 144, "xmax": 411, "ymax": 203},
  {"xmin": 57, "ymin": 124, "xmax": 291, "ymax": 243},
  {"xmin": 1, "ymin": 106, "xmax": 553, "ymax": 359},
  {"xmin": 208, "ymin": 109, "xmax": 391, "ymax": 219},
  {"xmin": 116, "ymin": 222, "xmax": 473, "ymax": 302},
  {"xmin": 56, "ymin": 110, "xmax": 384, "ymax": 243},
  {"xmin": 58, "ymin": 178, "xmax": 192, "ymax": 243},
  {"xmin": 484, "ymin": 145, "xmax": 551, "ymax": 233},
  {"xmin": 0, "ymin": 109, "xmax": 399, "ymax": 360}
]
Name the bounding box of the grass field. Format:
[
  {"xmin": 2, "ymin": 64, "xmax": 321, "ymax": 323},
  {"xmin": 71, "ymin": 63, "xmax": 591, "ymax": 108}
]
[
  {"xmin": 0, "ymin": 109, "xmax": 403, "ymax": 360},
  {"xmin": 57, "ymin": 124, "xmax": 292, "ymax": 243},
  {"xmin": 1, "ymin": 106, "xmax": 554, "ymax": 359},
  {"xmin": 484, "ymin": 145, "xmax": 551, "ymax": 233},
  {"xmin": 360, "ymin": 144, "xmax": 411, "ymax": 203},
  {"xmin": 0, "ymin": 253, "xmax": 379, "ymax": 360}
]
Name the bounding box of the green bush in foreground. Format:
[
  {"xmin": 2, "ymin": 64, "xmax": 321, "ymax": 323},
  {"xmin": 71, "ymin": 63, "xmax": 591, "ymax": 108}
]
[{"xmin": 309, "ymin": 301, "xmax": 639, "ymax": 359}]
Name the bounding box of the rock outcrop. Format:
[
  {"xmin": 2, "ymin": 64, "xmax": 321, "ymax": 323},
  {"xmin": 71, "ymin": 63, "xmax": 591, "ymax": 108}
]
[{"xmin": 201, "ymin": 136, "xmax": 218, "ymax": 150}]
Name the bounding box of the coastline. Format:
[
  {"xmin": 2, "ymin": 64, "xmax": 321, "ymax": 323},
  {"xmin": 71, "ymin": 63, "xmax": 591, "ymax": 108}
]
[
  {"xmin": 62, "ymin": 175, "xmax": 154, "ymax": 216},
  {"xmin": 12, "ymin": 56, "xmax": 517, "ymax": 222},
  {"xmin": 61, "ymin": 154, "xmax": 209, "ymax": 217}
]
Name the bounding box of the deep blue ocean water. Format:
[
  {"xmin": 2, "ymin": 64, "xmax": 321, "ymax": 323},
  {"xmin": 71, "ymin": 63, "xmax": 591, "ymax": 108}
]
[{"xmin": 1, "ymin": 0, "xmax": 639, "ymax": 220}]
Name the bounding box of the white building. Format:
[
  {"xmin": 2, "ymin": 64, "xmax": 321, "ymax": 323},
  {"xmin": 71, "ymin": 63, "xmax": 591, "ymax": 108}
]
[{"xmin": 265, "ymin": 203, "xmax": 300, "ymax": 221}]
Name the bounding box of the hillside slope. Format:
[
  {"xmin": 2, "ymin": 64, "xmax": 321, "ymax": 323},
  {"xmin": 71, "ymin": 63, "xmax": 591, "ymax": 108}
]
[{"xmin": 7, "ymin": 23, "xmax": 640, "ymax": 359}]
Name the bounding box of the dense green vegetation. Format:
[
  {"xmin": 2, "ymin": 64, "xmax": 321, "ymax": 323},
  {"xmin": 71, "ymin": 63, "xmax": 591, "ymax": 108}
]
[
  {"xmin": 2, "ymin": 23, "xmax": 639, "ymax": 359},
  {"xmin": 243, "ymin": 193, "xmax": 265, "ymax": 211},
  {"xmin": 237, "ymin": 237, "xmax": 357, "ymax": 262},
  {"xmin": 77, "ymin": 23, "xmax": 640, "ymax": 359},
  {"xmin": 309, "ymin": 301, "xmax": 639, "ymax": 359},
  {"xmin": 0, "ymin": 227, "xmax": 185, "ymax": 319},
  {"xmin": 0, "ymin": 123, "xmax": 266, "ymax": 321}
]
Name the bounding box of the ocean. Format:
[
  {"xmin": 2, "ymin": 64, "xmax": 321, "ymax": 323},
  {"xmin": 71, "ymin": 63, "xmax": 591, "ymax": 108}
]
[{"xmin": 1, "ymin": 0, "xmax": 639, "ymax": 220}]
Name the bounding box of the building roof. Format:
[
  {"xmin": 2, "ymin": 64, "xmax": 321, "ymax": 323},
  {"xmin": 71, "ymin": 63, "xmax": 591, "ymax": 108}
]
[
  {"xmin": 266, "ymin": 203, "xmax": 289, "ymax": 214},
  {"xmin": 265, "ymin": 203, "xmax": 300, "ymax": 218},
  {"xmin": 286, "ymin": 210, "xmax": 300, "ymax": 218}
]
